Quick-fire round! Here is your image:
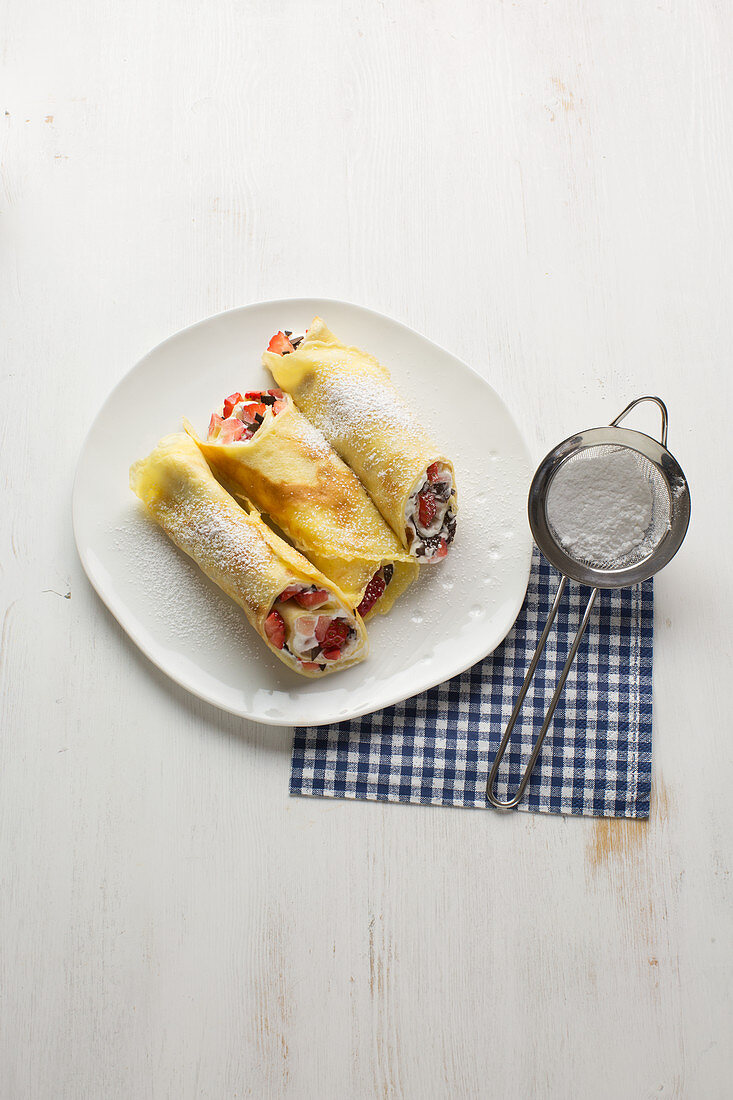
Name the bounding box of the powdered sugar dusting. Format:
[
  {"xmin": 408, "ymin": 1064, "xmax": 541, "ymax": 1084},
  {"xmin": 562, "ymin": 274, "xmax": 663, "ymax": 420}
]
[
  {"xmin": 293, "ymin": 411, "xmax": 333, "ymax": 461},
  {"xmin": 167, "ymin": 496, "xmax": 274, "ymax": 580},
  {"xmin": 111, "ymin": 515, "xmax": 255, "ymax": 650},
  {"xmin": 297, "ymin": 366, "xmax": 439, "ymax": 520},
  {"xmin": 312, "ymin": 368, "xmax": 430, "ymax": 452},
  {"xmin": 545, "ymin": 446, "xmax": 669, "ymax": 567}
]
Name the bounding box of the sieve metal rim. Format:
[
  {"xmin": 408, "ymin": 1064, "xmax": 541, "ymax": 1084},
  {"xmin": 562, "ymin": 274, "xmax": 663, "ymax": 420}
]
[{"xmin": 528, "ymin": 425, "xmax": 691, "ymax": 589}]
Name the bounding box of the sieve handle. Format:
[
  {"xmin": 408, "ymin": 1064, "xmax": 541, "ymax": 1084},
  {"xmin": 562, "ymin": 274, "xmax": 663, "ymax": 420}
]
[
  {"xmin": 486, "ymin": 579, "xmax": 599, "ymax": 810},
  {"xmin": 610, "ymin": 395, "xmax": 668, "ymax": 447}
]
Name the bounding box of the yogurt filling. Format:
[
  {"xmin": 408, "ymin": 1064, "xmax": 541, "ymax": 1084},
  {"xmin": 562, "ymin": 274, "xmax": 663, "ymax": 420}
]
[
  {"xmin": 264, "ymin": 583, "xmax": 360, "ymax": 672},
  {"xmin": 405, "ymin": 462, "xmax": 457, "ymax": 562},
  {"xmin": 207, "ymin": 389, "xmax": 286, "ymax": 444}
]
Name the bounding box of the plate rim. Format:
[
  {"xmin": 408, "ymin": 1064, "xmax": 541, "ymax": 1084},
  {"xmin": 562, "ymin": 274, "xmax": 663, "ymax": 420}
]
[{"xmin": 72, "ymin": 296, "xmax": 533, "ymax": 726}]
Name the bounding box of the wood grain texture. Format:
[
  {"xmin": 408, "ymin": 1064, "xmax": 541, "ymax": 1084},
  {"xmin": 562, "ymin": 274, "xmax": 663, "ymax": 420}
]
[{"xmin": 2, "ymin": 0, "xmax": 732, "ymax": 1096}]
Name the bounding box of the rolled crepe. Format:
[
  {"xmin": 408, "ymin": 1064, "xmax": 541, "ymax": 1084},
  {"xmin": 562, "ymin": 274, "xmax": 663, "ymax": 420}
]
[
  {"xmin": 262, "ymin": 318, "xmax": 458, "ymax": 563},
  {"xmin": 185, "ymin": 388, "xmax": 417, "ymax": 618},
  {"xmin": 129, "ymin": 432, "xmax": 368, "ymax": 677}
]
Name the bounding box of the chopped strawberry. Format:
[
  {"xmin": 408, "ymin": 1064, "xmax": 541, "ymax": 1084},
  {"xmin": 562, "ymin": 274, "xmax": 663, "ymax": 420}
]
[
  {"xmin": 294, "ymin": 588, "xmax": 330, "ymax": 610},
  {"xmin": 433, "ymin": 538, "xmax": 448, "ymax": 560},
  {"xmin": 268, "ymin": 388, "xmax": 284, "ymax": 398},
  {"xmin": 314, "ymin": 616, "xmax": 346, "ymax": 658},
  {"xmin": 273, "ymin": 400, "xmax": 287, "ymax": 415},
  {"xmin": 295, "ymin": 615, "xmax": 317, "ymax": 635},
  {"xmin": 299, "ymin": 661, "xmax": 322, "ymax": 671},
  {"xmin": 244, "ymin": 390, "xmax": 265, "ymax": 400},
  {"xmin": 356, "ymin": 573, "xmax": 386, "ymax": 617},
  {"xmin": 267, "ymin": 332, "xmax": 294, "ymax": 355},
  {"xmin": 278, "ymin": 585, "xmax": 302, "ymax": 603},
  {"xmin": 218, "ymin": 417, "xmax": 246, "ymax": 443},
  {"xmin": 222, "ymin": 392, "xmax": 243, "ymax": 418},
  {"xmin": 208, "ymin": 412, "xmax": 224, "ymax": 439},
  {"xmin": 427, "ymin": 462, "xmax": 441, "ymax": 482},
  {"xmin": 264, "ymin": 610, "xmax": 286, "ymax": 649},
  {"xmin": 321, "ymin": 619, "xmax": 350, "ymax": 649},
  {"xmin": 418, "ymin": 490, "xmax": 437, "ymax": 530},
  {"xmin": 239, "ymin": 402, "xmax": 267, "ymax": 424}
]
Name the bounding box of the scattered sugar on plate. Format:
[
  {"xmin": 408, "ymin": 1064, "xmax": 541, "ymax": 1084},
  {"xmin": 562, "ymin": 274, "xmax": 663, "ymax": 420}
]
[
  {"xmin": 111, "ymin": 516, "xmax": 255, "ymax": 653},
  {"xmin": 545, "ymin": 447, "xmax": 659, "ymax": 566}
]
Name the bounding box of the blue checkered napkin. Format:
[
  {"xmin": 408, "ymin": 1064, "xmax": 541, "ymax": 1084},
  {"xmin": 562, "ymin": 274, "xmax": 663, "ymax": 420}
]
[{"xmin": 290, "ymin": 549, "xmax": 653, "ymax": 818}]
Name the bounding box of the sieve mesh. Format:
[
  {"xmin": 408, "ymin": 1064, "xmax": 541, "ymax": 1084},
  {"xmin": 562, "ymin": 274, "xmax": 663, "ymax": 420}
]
[{"xmin": 544, "ymin": 444, "xmax": 672, "ymax": 571}]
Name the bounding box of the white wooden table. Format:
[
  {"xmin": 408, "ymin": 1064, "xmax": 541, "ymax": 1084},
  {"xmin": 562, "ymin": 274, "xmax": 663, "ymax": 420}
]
[{"xmin": 3, "ymin": 2, "xmax": 731, "ymax": 1096}]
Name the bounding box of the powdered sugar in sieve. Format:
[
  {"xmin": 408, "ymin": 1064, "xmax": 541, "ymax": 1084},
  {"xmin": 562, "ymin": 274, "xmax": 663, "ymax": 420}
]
[{"xmin": 545, "ymin": 444, "xmax": 671, "ymax": 571}]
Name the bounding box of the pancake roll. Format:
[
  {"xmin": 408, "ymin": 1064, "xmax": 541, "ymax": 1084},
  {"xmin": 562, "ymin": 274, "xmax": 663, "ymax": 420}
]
[
  {"xmin": 130, "ymin": 432, "xmax": 368, "ymax": 677},
  {"xmin": 186, "ymin": 387, "xmax": 417, "ymax": 617},
  {"xmin": 262, "ymin": 318, "xmax": 458, "ymax": 563}
]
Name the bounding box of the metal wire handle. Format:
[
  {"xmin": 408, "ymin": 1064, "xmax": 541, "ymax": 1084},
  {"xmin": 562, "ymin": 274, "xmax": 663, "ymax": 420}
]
[
  {"xmin": 485, "ymin": 581, "xmax": 598, "ymax": 808},
  {"xmin": 610, "ymin": 395, "xmax": 668, "ymax": 447},
  {"xmin": 485, "ymin": 395, "xmax": 669, "ymax": 810}
]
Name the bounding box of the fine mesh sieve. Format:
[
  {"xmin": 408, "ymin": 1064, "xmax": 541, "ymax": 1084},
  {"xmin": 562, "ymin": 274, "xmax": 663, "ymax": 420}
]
[
  {"xmin": 544, "ymin": 444, "xmax": 672, "ymax": 572},
  {"xmin": 486, "ymin": 396, "xmax": 691, "ymax": 810}
]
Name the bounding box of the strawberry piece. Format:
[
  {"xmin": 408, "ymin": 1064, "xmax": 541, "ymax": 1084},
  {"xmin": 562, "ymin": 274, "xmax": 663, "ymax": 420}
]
[
  {"xmin": 418, "ymin": 490, "xmax": 437, "ymax": 530},
  {"xmin": 314, "ymin": 616, "xmax": 331, "ymax": 643},
  {"xmin": 356, "ymin": 573, "xmax": 386, "ymax": 617},
  {"xmin": 299, "ymin": 661, "xmax": 322, "ymax": 671},
  {"xmin": 218, "ymin": 417, "xmax": 246, "ymax": 443},
  {"xmin": 208, "ymin": 413, "xmax": 224, "ymax": 439},
  {"xmin": 316, "ymin": 617, "xmax": 352, "ymax": 660},
  {"xmin": 295, "ymin": 615, "xmax": 317, "ymax": 635},
  {"xmin": 321, "ymin": 619, "xmax": 350, "ymax": 649},
  {"xmin": 244, "ymin": 390, "xmax": 265, "ymax": 400},
  {"xmin": 264, "ymin": 610, "xmax": 286, "ymax": 649},
  {"xmin": 294, "ymin": 588, "xmax": 330, "ymax": 610},
  {"xmin": 239, "ymin": 402, "xmax": 267, "ymax": 424},
  {"xmin": 222, "ymin": 392, "xmax": 243, "ymax": 418},
  {"xmin": 278, "ymin": 585, "xmax": 301, "ymax": 603},
  {"xmin": 267, "ymin": 332, "xmax": 294, "ymax": 355},
  {"xmin": 427, "ymin": 462, "xmax": 441, "ymax": 482},
  {"xmin": 268, "ymin": 388, "xmax": 284, "ymax": 398},
  {"xmin": 433, "ymin": 538, "xmax": 448, "ymax": 561},
  {"xmin": 272, "ymin": 400, "xmax": 287, "ymax": 415}
]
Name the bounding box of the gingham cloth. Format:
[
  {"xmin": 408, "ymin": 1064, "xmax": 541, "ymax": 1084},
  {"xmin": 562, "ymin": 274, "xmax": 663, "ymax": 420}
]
[{"xmin": 290, "ymin": 549, "xmax": 653, "ymax": 818}]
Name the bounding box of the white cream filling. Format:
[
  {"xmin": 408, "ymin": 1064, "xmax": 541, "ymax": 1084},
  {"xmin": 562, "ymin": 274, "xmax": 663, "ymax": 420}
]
[
  {"xmin": 224, "ymin": 399, "xmax": 273, "ymax": 424},
  {"xmin": 407, "ymin": 476, "xmax": 452, "ymax": 536},
  {"xmin": 278, "ymin": 601, "xmax": 357, "ymax": 663},
  {"xmin": 404, "ymin": 466, "xmax": 456, "ymax": 558},
  {"xmin": 209, "ymin": 396, "xmax": 283, "ymax": 442}
]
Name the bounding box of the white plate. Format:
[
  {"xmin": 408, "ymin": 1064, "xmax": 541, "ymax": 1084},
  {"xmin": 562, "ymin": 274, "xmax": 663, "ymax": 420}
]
[{"xmin": 73, "ymin": 299, "xmax": 533, "ymax": 726}]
